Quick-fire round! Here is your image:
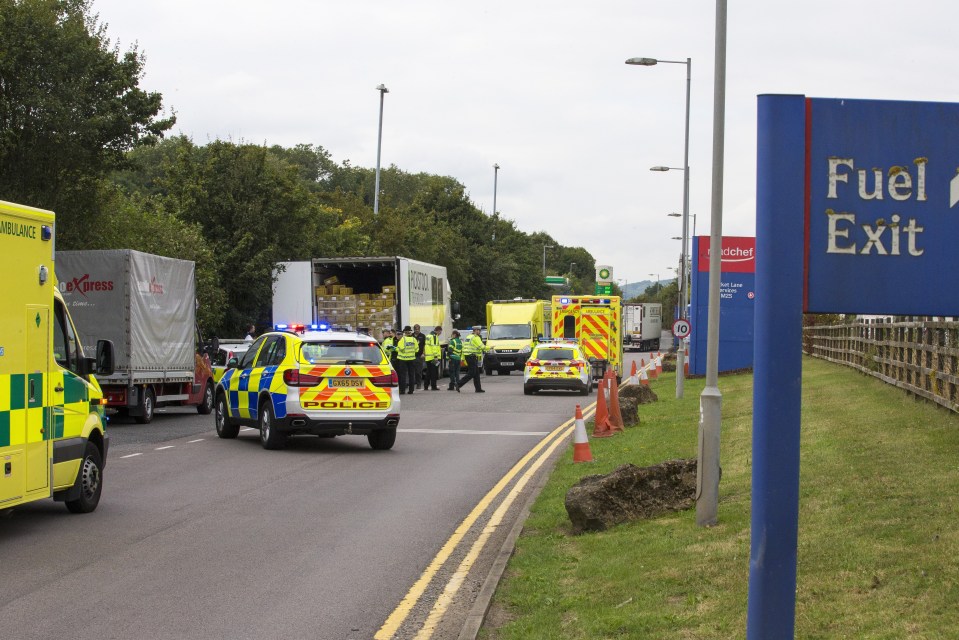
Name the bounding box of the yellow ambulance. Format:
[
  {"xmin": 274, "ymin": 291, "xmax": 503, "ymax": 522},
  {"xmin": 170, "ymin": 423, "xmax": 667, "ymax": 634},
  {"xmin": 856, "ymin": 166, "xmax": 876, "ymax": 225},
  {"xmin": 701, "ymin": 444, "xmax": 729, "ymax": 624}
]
[
  {"xmin": 1, "ymin": 200, "xmax": 115, "ymax": 513},
  {"xmin": 551, "ymin": 295, "xmax": 624, "ymax": 381}
]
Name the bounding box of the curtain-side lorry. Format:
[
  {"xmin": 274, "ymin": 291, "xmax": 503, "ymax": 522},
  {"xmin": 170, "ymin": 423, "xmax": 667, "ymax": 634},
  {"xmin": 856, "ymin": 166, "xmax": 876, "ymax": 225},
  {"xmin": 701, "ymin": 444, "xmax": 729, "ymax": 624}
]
[
  {"xmin": 2, "ymin": 200, "xmax": 116, "ymax": 513},
  {"xmin": 622, "ymin": 302, "xmax": 662, "ymax": 352},
  {"xmin": 483, "ymin": 299, "xmax": 551, "ymax": 375},
  {"xmin": 56, "ymin": 250, "xmax": 216, "ymax": 424}
]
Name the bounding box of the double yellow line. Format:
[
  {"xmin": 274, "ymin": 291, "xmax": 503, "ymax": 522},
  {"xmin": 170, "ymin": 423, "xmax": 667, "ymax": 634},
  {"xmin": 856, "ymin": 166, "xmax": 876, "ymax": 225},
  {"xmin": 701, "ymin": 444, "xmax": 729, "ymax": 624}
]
[{"xmin": 375, "ymin": 402, "xmax": 597, "ymax": 639}]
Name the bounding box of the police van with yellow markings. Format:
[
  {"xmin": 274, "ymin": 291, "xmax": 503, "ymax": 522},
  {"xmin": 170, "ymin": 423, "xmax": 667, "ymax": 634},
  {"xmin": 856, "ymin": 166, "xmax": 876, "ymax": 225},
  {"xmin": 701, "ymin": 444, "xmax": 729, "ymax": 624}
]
[
  {"xmin": 522, "ymin": 338, "xmax": 592, "ymax": 396},
  {"xmin": 214, "ymin": 323, "xmax": 400, "ymax": 450},
  {"xmin": 1, "ymin": 200, "xmax": 116, "ymax": 514}
]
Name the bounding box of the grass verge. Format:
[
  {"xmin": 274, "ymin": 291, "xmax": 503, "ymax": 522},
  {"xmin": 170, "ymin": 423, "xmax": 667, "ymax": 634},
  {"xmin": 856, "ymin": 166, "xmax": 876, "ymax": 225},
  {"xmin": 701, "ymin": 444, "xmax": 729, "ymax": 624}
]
[{"xmin": 481, "ymin": 356, "xmax": 959, "ymax": 639}]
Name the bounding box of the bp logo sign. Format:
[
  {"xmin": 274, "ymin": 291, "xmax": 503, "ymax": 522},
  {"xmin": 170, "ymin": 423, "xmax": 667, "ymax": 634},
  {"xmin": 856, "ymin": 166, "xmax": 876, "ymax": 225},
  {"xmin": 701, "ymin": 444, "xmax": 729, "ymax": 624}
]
[{"xmin": 596, "ymin": 265, "xmax": 613, "ymax": 282}]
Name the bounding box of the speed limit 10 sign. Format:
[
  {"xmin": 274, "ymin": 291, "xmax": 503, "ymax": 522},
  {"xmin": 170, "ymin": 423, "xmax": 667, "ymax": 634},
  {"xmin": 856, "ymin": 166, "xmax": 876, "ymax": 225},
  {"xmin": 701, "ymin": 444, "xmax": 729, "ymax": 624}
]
[{"xmin": 672, "ymin": 318, "xmax": 691, "ymax": 339}]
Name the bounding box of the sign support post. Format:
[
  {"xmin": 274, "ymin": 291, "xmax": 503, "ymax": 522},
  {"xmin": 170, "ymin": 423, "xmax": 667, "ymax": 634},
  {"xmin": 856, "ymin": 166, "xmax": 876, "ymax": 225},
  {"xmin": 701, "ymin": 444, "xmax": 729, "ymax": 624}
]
[{"xmin": 748, "ymin": 94, "xmax": 806, "ymax": 638}]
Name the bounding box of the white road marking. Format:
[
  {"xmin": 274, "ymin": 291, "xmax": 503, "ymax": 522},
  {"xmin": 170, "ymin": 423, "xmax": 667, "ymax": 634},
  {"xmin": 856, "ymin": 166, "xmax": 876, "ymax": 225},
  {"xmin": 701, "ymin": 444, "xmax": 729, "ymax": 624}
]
[
  {"xmin": 119, "ymin": 453, "xmax": 142, "ymax": 459},
  {"xmin": 155, "ymin": 446, "xmax": 175, "ymax": 450},
  {"xmin": 398, "ymin": 429, "xmax": 549, "ymax": 436},
  {"xmin": 187, "ymin": 439, "xmax": 205, "ymax": 443}
]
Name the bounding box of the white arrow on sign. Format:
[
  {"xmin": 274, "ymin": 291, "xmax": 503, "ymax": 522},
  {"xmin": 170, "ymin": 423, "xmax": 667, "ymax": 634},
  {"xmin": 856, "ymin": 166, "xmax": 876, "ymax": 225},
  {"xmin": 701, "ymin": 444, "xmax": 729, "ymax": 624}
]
[{"xmin": 950, "ymin": 170, "xmax": 959, "ymax": 208}]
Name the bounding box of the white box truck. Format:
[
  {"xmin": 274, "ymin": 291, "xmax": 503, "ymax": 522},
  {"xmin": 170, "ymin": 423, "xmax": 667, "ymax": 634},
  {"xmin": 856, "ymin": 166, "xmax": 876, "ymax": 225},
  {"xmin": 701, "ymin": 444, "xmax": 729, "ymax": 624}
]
[
  {"xmin": 622, "ymin": 302, "xmax": 662, "ymax": 352},
  {"xmin": 56, "ymin": 250, "xmax": 216, "ymax": 424},
  {"xmin": 273, "ymin": 256, "xmax": 458, "ymax": 343}
]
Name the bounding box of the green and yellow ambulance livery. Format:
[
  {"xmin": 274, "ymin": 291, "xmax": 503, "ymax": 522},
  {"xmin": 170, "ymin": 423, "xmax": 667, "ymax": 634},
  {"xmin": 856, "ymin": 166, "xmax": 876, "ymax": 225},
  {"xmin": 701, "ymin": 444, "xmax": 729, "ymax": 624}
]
[{"xmin": 1, "ymin": 200, "xmax": 115, "ymax": 514}]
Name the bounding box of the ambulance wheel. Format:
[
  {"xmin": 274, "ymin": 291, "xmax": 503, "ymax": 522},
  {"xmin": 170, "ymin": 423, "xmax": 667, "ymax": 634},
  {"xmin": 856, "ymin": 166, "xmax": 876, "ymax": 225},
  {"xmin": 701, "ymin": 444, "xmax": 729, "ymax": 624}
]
[
  {"xmin": 215, "ymin": 392, "xmax": 239, "ymax": 439},
  {"xmin": 368, "ymin": 429, "xmax": 396, "ymax": 450},
  {"xmin": 135, "ymin": 388, "xmax": 155, "ymax": 424},
  {"xmin": 65, "ymin": 442, "xmax": 103, "ymax": 514},
  {"xmin": 197, "ymin": 381, "xmax": 214, "ymax": 415},
  {"xmin": 259, "ymin": 402, "xmax": 286, "ymax": 450}
]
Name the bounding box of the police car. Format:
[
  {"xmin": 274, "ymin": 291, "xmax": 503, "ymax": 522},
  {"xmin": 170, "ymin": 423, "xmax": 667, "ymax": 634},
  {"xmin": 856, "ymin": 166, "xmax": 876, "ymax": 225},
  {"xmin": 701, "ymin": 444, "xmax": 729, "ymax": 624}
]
[
  {"xmin": 523, "ymin": 339, "xmax": 592, "ymax": 396},
  {"xmin": 214, "ymin": 323, "xmax": 400, "ymax": 450}
]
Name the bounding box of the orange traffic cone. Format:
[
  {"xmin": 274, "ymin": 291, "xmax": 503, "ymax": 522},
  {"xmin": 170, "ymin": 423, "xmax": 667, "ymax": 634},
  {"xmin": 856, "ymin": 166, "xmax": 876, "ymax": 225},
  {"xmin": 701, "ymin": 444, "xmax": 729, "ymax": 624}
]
[
  {"xmin": 639, "ymin": 367, "xmax": 649, "ymax": 386},
  {"xmin": 656, "ymin": 353, "xmax": 663, "ymax": 377},
  {"xmin": 629, "ymin": 360, "xmax": 638, "ymax": 385},
  {"xmin": 592, "ymin": 373, "xmax": 614, "ymax": 438},
  {"xmin": 607, "ymin": 373, "xmax": 625, "ymax": 433},
  {"xmin": 648, "ymin": 355, "xmax": 658, "ymax": 379},
  {"xmin": 572, "ymin": 404, "xmax": 593, "ymax": 463}
]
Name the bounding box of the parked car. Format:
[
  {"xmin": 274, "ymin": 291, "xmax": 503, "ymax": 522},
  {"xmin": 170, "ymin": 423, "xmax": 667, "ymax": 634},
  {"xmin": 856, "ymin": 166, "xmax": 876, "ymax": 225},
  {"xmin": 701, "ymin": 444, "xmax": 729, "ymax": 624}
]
[{"xmin": 523, "ymin": 338, "xmax": 592, "ymax": 396}]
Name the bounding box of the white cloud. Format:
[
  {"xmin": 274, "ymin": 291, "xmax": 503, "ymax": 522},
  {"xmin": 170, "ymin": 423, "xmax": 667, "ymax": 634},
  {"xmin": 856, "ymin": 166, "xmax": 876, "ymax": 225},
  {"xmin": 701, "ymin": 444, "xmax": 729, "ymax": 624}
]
[{"xmin": 93, "ymin": 0, "xmax": 959, "ymax": 287}]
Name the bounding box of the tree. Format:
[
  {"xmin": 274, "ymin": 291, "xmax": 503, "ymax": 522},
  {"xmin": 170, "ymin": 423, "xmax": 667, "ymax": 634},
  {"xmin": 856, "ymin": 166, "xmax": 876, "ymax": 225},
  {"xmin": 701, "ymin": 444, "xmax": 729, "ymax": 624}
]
[{"xmin": 0, "ymin": 0, "xmax": 174, "ymax": 245}]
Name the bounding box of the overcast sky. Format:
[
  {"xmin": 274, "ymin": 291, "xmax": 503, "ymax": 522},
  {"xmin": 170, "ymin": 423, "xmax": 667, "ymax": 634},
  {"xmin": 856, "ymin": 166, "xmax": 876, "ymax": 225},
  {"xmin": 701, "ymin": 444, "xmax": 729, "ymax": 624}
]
[{"xmin": 92, "ymin": 0, "xmax": 959, "ymax": 289}]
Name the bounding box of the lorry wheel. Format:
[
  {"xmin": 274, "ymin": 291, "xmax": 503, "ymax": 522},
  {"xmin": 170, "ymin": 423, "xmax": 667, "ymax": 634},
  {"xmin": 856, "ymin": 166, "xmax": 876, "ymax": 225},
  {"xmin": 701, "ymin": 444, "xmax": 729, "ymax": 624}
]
[
  {"xmin": 65, "ymin": 442, "xmax": 103, "ymax": 514},
  {"xmin": 368, "ymin": 429, "xmax": 396, "ymax": 450},
  {"xmin": 197, "ymin": 381, "xmax": 214, "ymax": 415},
  {"xmin": 135, "ymin": 388, "xmax": 155, "ymax": 424},
  {"xmin": 215, "ymin": 392, "xmax": 240, "ymax": 439},
  {"xmin": 259, "ymin": 402, "xmax": 286, "ymax": 450}
]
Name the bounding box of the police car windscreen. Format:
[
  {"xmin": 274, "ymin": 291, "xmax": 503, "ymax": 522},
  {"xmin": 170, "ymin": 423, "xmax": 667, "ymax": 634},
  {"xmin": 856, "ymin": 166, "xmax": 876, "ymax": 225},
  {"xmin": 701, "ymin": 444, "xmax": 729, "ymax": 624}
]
[
  {"xmin": 538, "ymin": 348, "xmax": 574, "ymax": 361},
  {"xmin": 298, "ymin": 341, "xmax": 384, "ymax": 365}
]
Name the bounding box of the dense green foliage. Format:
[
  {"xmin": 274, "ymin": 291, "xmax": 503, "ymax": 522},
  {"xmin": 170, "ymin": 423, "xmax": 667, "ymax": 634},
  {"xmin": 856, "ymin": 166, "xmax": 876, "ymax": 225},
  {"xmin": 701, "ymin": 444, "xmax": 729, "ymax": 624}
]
[
  {"xmin": 0, "ymin": 0, "xmax": 174, "ymax": 247},
  {"xmin": 0, "ymin": 0, "xmax": 598, "ymax": 337}
]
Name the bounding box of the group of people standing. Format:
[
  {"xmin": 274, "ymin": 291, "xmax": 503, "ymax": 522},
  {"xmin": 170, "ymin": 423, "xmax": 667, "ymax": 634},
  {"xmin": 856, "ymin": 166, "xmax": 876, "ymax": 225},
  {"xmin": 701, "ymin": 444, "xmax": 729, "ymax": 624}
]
[{"xmin": 381, "ymin": 324, "xmax": 489, "ymax": 394}]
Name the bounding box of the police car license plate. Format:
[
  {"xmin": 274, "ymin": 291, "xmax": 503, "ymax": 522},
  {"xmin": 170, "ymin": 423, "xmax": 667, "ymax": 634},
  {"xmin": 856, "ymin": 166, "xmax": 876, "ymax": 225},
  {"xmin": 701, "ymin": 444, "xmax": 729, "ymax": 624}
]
[
  {"xmin": 329, "ymin": 378, "xmax": 364, "ymax": 388},
  {"xmin": 545, "ymin": 365, "xmax": 565, "ymax": 372}
]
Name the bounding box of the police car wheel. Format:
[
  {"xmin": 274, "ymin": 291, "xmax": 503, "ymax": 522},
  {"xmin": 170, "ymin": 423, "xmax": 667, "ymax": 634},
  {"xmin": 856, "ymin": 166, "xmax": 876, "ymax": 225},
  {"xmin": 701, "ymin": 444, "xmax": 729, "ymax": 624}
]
[
  {"xmin": 523, "ymin": 384, "xmax": 534, "ymax": 396},
  {"xmin": 135, "ymin": 388, "xmax": 155, "ymax": 424},
  {"xmin": 581, "ymin": 383, "xmax": 590, "ymax": 396},
  {"xmin": 197, "ymin": 381, "xmax": 214, "ymax": 415},
  {"xmin": 65, "ymin": 442, "xmax": 103, "ymax": 514},
  {"xmin": 368, "ymin": 429, "xmax": 396, "ymax": 450},
  {"xmin": 259, "ymin": 402, "xmax": 286, "ymax": 450},
  {"xmin": 215, "ymin": 392, "xmax": 239, "ymax": 439}
]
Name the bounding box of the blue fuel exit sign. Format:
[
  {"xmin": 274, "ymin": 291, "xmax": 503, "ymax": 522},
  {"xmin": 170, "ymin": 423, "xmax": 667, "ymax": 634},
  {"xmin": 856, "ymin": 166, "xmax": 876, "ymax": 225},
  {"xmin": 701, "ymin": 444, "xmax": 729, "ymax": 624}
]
[{"xmin": 805, "ymin": 98, "xmax": 959, "ymax": 315}]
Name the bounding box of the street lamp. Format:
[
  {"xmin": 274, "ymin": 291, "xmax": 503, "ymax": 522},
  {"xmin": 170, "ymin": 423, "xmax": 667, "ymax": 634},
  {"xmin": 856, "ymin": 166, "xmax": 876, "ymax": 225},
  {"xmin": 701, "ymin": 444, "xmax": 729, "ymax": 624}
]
[
  {"xmin": 626, "ymin": 55, "xmax": 691, "ymax": 401},
  {"xmin": 648, "ymin": 273, "xmax": 660, "ymax": 294},
  {"xmin": 542, "ymin": 244, "xmax": 553, "ymax": 276},
  {"xmin": 373, "ymin": 84, "xmax": 389, "ymax": 215},
  {"xmin": 492, "ymin": 163, "xmax": 500, "ymax": 217}
]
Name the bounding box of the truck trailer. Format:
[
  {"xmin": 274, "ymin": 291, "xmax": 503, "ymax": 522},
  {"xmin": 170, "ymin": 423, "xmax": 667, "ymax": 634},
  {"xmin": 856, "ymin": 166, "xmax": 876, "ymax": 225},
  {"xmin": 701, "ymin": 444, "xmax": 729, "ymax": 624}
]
[
  {"xmin": 483, "ymin": 298, "xmax": 551, "ymax": 375},
  {"xmin": 2, "ymin": 200, "xmax": 116, "ymax": 513},
  {"xmin": 56, "ymin": 250, "xmax": 215, "ymax": 424},
  {"xmin": 273, "ymin": 255, "xmax": 458, "ymax": 346},
  {"xmin": 622, "ymin": 302, "xmax": 662, "ymax": 352}
]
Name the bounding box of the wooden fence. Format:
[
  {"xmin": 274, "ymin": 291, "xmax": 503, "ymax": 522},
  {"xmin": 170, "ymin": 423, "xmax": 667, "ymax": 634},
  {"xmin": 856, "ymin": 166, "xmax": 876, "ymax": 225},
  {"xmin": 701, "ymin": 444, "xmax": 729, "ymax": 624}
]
[{"xmin": 803, "ymin": 318, "xmax": 959, "ymax": 413}]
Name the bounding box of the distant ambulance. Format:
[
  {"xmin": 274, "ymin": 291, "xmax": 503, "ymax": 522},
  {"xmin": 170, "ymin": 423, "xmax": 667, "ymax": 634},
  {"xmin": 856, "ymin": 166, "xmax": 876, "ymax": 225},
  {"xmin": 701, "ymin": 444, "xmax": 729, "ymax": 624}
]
[
  {"xmin": 1, "ymin": 200, "xmax": 115, "ymax": 513},
  {"xmin": 551, "ymin": 295, "xmax": 623, "ymax": 381}
]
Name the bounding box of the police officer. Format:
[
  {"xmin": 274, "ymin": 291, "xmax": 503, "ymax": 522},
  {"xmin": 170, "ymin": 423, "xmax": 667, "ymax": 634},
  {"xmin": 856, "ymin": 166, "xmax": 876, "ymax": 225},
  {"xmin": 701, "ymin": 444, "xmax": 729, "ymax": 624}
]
[
  {"xmin": 395, "ymin": 326, "xmax": 419, "ymax": 394},
  {"xmin": 381, "ymin": 328, "xmax": 397, "ymax": 363},
  {"xmin": 413, "ymin": 324, "xmax": 426, "ymax": 389},
  {"xmin": 424, "ymin": 326, "xmax": 442, "ymax": 390},
  {"xmin": 457, "ymin": 326, "xmax": 489, "ymax": 392},
  {"xmin": 447, "ymin": 330, "xmax": 463, "ymax": 391}
]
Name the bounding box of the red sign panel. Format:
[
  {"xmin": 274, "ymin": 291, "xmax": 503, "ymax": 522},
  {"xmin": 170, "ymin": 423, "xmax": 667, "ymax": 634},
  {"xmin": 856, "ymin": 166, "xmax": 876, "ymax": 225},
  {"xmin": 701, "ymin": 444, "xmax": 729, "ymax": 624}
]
[{"xmin": 696, "ymin": 236, "xmax": 756, "ymax": 273}]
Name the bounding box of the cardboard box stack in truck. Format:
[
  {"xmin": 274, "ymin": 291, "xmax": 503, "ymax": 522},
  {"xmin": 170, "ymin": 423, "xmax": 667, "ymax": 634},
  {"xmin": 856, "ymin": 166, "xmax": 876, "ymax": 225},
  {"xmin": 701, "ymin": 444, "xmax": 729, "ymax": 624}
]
[
  {"xmin": 272, "ymin": 257, "xmax": 458, "ymax": 370},
  {"xmin": 56, "ymin": 250, "xmax": 216, "ymax": 424}
]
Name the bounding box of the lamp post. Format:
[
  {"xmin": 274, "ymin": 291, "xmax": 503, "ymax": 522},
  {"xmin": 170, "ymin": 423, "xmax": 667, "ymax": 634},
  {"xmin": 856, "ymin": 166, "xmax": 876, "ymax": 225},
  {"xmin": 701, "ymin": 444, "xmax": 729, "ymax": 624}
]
[
  {"xmin": 492, "ymin": 163, "xmax": 500, "ymax": 217},
  {"xmin": 373, "ymin": 84, "xmax": 389, "ymax": 215},
  {"xmin": 626, "ymin": 56, "xmax": 691, "ymax": 401},
  {"xmin": 542, "ymin": 244, "xmax": 553, "ymax": 276},
  {"xmin": 648, "ymin": 273, "xmax": 660, "ymax": 294}
]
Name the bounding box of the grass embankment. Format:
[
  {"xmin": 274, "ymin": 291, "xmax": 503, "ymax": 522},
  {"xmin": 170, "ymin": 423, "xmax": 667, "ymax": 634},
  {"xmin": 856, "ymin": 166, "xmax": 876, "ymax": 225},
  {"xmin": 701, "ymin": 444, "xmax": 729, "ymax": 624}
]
[{"xmin": 483, "ymin": 356, "xmax": 959, "ymax": 639}]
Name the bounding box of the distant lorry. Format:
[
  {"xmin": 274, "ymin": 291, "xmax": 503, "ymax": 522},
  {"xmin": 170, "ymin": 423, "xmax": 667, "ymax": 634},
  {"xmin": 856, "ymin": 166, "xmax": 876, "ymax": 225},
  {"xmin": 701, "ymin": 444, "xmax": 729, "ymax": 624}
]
[
  {"xmin": 273, "ymin": 256, "xmax": 459, "ymax": 367},
  {"xmin": 2, "ymin": 200, "xmax": 115, "ymax": 513},
  {"xmin": 484, "ymin": 299, "xmax": 551, "ymax": 375},
  {"xmin": 622, "ymin": 302, "xmax": 662, "ymax": 352},
  {"xmin": 552, "ymin": 295, "xmax": 624, "ymax": 381},
  {"xmin": 57, "ymin": 250, "xmax": 216, "ymax": 424}
]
